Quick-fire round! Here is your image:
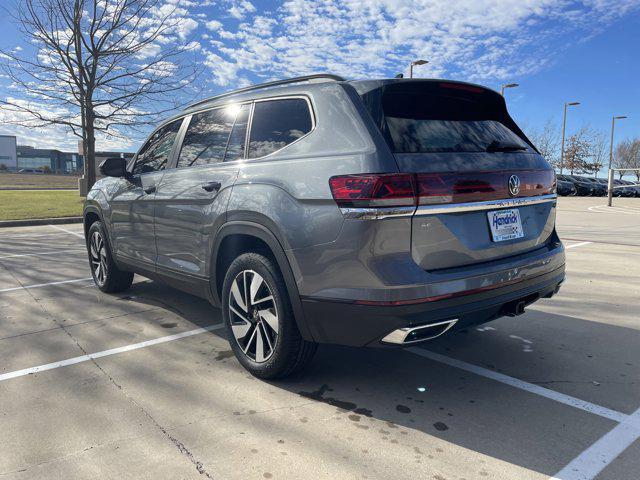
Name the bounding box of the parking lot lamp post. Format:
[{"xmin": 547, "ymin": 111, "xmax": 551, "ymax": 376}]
[
  {"xmin": 500, "ymin": 83, "xmax": 519, "ymax": 96},
  {"xmin": 607, "ymin": 115, "xmax": 628, "ymax": 206},
  {"xmin": 560, "ymin": 102, "xmax": 580, "ymax": 175},
  {"xmin": 409, "ymin": 59, "xmax": 428, "ymax": 78},
  {"xmin": 608, "ymin": 115, "xmax": 627, "ymax": 170}
]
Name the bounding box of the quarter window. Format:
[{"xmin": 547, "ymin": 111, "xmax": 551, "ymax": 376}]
[
  {"xmin": 248, "ymin": 98, "xmax": 312, "ymax": 158},
  {"xmin": 132, "ymin": 120, "xmax": 182, "ymax": 175},
  {"xmin": 178, "ymin": 106, "xmax": 238, "ymax": 168}
]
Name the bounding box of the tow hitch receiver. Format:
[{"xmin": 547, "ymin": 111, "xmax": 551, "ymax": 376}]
[{"xmin": 501, "ymin": 293, "xmax": 538, "ymax": 317}]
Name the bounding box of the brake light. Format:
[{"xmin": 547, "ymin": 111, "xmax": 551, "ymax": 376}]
[
  {"xmin": 328, "ymin": 174, "xmax": 415, "ymax": 208},
  {"xmin": 329, "ymin": 170, "xmax": 555, "ymax": 209}
]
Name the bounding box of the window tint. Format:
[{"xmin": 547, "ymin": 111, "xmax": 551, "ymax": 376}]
[
  {"xmin": 178, "ymin": 106, "xmax": 238, "ymax": 168},
  {"xmin": 224, "ymin": 104, "xmax": 250, "ymax": 162},
  {"xmin": 380, "ymin": 92, "xmax": 529, "ymax": 154},
  {"xmin": 132, "ymin": 120, "xmax": 182, "ymax": 175},
  {"xmin": 248, "ymin": 98, "xmax": 312, "ymax": 158}
]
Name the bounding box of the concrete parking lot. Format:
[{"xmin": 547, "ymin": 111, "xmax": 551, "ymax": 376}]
[{"xmin": 0, "ymin": 197, "xmax": 638, "ymax": 480}]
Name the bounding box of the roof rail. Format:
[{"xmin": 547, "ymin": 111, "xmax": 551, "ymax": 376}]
[{"xmin": 184, "ymin": 73, "xmax": 346, "ymax": 111}]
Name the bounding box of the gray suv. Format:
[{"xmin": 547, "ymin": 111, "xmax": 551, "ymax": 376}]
[{"xmin": 84, "ymin": 74, "xmax": 565, "ymax": 378}]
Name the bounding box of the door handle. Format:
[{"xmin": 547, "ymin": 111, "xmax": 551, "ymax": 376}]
[
  {"xmin": 201, "ymin": 181, "xmax": 222, "ymax": 192},
  {"xmin": 144, "ymin": 185, "xmax": 156, "ymax": 194}
]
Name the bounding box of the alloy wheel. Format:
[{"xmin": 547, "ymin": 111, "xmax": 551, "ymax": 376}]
[
  {"xmin": 228, "ymin": 270, "xmax": 279, "ymax": 363},
  {"xmin": 90, "ymin": 231, "xmax": 108, "ymax": 286}
]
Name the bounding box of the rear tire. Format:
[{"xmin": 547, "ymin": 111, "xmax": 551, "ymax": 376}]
[
  {"xmin": 87, "ymin": 221, "xmax": 133, "ymax": 293},
  {"xmin": 222, "ymin": 252, "xmax": 317, "ymax": 379}
]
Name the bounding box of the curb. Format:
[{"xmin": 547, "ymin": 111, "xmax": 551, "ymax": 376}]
[{"xmin": 0, "ymin": 217, "xmax": 83, "ymax": 228}]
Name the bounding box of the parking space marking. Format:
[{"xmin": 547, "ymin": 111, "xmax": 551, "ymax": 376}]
[
  {"xmin": 407, "ymin": 347, "xmax": 627, "ymax": 423},
  {"xmin": 48, "ymin": 224, "xmax": 85, "ymax": 238},
  {"xmin": 0, "ymin": 324, "xmax": 224, "ymax": 383},
  {"xmin": 0, "ymin": 232, "xmax": 75, "ymax": 240},
  {"xmin": 0, "ymin": 248, "xmax": 85, "ymax": 259},
  {"xmin": 0, "ymin": 277, "xmax": 93, "ymax": 293},
  {"xmin": 565, "ymin": 241, "xmax": 592, "ymax": 249},
  {"xmin": 588, "ymin": 205, "xmax": 640, "ymax": 215},
  {"xmin": 550, "ymin": 408, "xmax": 640, "ymax": 480}
]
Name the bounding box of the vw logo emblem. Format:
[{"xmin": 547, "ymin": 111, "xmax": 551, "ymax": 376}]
[{"xmin": 508, "ymin": 175, "xmax": 521, "ymax": 196}]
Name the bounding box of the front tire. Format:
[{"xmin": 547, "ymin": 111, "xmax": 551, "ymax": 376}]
[
  {"xmin": 222, "ymin": 252, "xmax": 317, "ymax": 379},
  {"xmin": 87, "ymin": 221, "xmax": 133, "ymax": 293}
]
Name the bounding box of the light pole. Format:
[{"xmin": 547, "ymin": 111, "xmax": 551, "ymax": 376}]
[
  {"xmin": 500, "ymin": 83, "xmax": 519, "ymax": 96},
  {"xmin": 607, "ymin": 115, "xmax": 627, "ymax": 206},
  {"xmin": 409, "ymin": 59, "xmax": 428, "ymax": 78},
  {"xmin": 608, "ymin": 115, "xmax": 627, "ymax": 169},
  {"xmin": 560, "ymin": 101, "xmax": 580, "ymax": 175}
]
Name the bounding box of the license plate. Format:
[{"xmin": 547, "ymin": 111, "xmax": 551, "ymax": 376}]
[{"xmin": 487, "ymin": 208, "xmax": 524, "ymax": 242}]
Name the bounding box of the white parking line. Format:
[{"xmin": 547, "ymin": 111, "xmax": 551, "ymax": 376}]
[
  {"xmin": 550, "ymin": 408, "xmax": 640, "ymax": 480},
  {"xmin": 0, "ymin": 232, "xmax": 74, "ymax": 240},
  {"xmin": 0, "ymin": 277, "xmax": 93, "ymax": 293},
  {"xmin": 407, "ymin": 347, "xmax": 627, "ymax": 423},
  {"xmin": 565, "ymin": 241, "xmax": 592, "ymax": 249},
  {"xmin": 0, "ymin": 324, "xmax": 224, "ymax": 383},
  {"xmin": 0, "ymin": 248, "xmax": 85, "ymax": 259},
  {"xmin": 48, "ymin": 224, "xmax": 84, "ymax": 238}
]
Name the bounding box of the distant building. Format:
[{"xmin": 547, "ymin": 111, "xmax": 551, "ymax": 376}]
[
  {"xmin": 0, "ymin": 135, "xmax": 135, "ymax": 174},
  {"xmin": 0, "ymin": 135, "xmax": 17, "ymax": 171}
]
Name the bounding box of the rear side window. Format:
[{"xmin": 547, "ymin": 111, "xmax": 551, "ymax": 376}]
[
  {"xmin": 178, "ymin": 107, "xmax": 237, "ymax": 167},
  {"xmin": 132, "ymin": 119, "xmax": 182, "ymax": 175},
  {"xmin": 248, "ymin": 98, "xmax": 312, "ymax": 158},
  {"xmin": 363, "ymin": 84, "xmax": 530, "ymax": 154}
]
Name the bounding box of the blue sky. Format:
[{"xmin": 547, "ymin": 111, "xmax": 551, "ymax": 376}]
[{"xmin": 0, "ymin": 0, "xmax": 638, "ymax": 164}]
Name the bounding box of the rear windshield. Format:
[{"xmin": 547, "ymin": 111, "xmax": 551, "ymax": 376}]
[{"xmin": 361, "ymin": 83, "xmax": 531, "ymax": 154}]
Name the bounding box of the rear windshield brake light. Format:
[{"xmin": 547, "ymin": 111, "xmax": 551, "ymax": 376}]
[{"xmin": 329, "ymin": 171, "xmax": 555, "ymax": 208}]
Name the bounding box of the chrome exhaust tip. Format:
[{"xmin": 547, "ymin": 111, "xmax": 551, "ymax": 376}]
[{"xmin": 381, "ymin": 319, "xmax": 458, "ymax": 345}]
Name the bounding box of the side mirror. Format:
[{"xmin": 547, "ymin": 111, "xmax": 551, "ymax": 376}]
[{"xmin": 99, "ymin": 157, "xmax": 129, "ymax": 178}]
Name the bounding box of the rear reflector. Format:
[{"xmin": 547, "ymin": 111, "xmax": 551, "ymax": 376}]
[{"xmin": 329, "ymin": 170, "xmax": 555, "ymax": 209}]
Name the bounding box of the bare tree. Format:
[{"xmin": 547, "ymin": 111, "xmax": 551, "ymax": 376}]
[
  {"xmin": 527, "ymin": 119, "xmax": 560, "ymax": 168},
  {"xmin": 563, "ymin": 127, "xmax": 592, "ymax": 175},
  {"xmin": 584, "ymin": 129, "xmax": 607, "ymax": 177},
  {"xmin": 614, "ymin": 139, "xmax": 640, "ymax": 181},
  {"xmin": 0, "ymin": 0, "xmax": 200, "ymax": 190}
]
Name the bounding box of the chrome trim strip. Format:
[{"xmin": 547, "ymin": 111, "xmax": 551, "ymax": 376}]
[
  {"xmin": 381, "ymin": 319, "xmax": 458, "ymax": 345},
  {"xmin": 340, "ymin": 206, "xmax": 416, "ymax": 220},
  {"xmin": 415, "ymin": 194, "xmax": 557, "ymax": 215}
]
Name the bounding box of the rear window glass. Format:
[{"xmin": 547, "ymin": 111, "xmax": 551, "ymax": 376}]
[
  {"xmin": 367, "ymin": 86, "xmax": 530, "ymax": 154},
  {"xmin": 248, "ymin": 98, "xmax": 312, "ymax": 158}
]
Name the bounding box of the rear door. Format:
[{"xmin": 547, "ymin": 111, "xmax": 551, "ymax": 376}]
[
  {"xmin": 153, "ymin": 103, "xmax": 249, "ymax": 277},
  {"xmin": 362, "ymin": 81, "xmax": 556, "ymax": 270}
]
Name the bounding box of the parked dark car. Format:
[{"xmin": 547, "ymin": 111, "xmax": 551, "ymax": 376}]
[
  {"xmin": 558, "ymin": 175, "xmax": 593, "ymax": 196},
  {"xmin": 83, "ymin": 74, "xmax": 565, "ymax": 378},
  {"xmin": 578, "ymin": 176, "xmax": 607, "ymax": 196},
  {"xmin": 619, "ymin": 179, "xmax": 640, "ymax": 197},
  {"xmin": 556, "ymin": 178, "xmax": 577, "ymax": 196}
]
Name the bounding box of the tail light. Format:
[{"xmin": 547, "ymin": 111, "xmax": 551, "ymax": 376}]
[
  {"xmin": 329, "ymin": 170, "xmax": 555, "ymax": 209},
  {"xmin": 328, "ymin": 174, "xmax": 415, "ymax": 208}
]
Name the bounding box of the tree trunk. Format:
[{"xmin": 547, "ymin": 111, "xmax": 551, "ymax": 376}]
[{"xmin": 84, "ymin": 108, "xmax": 96, "ymax": 191}]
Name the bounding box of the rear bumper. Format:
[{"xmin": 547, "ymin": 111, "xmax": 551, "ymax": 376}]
[{"xmin": 301, "ymin": 264, "xmax": 565, "ymax": 347}]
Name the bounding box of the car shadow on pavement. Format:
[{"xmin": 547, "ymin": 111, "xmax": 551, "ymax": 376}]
[{"xmin": 103, "ymin": 280, "xmax": 640, "ymax": 478}]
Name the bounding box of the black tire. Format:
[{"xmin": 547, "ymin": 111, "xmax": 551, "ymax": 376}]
[
  {"xmin": 87, "ymin": 221, "xmax": 134, "ymax": 293},
  {"xmin": 222, "ymin": 252, "xmax": 317, "ymax": 379}
]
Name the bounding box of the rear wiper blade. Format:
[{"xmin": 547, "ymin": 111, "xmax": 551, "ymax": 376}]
[{"xmin": 486, "ymin": 140, "xmax": 527, "ymax": 152}]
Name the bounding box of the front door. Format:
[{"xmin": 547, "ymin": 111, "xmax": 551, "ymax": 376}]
[
  {"xmin": 154, "ymin": 103, "xmax": 249, "ymax": 277},
  {"xmin": 109, "ymin": 118, "xmax": 184, "ymax": 265}
]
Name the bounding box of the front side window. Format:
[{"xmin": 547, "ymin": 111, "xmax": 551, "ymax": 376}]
[
  {"xmin": 248, "ymin": 98, "xmax": 312, "ymax": 158},
  {"xmin": 178, "ymin": 106, "xmax": 238, "ymax": 168},
  {"xmin": 132, "ymin": 119, "xmax": 182, "ymax": 175}
]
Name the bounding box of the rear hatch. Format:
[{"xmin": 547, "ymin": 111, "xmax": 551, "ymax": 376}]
[{"xmin": 359, "ymin": 80, "xmax": 556, "ymax": 270}]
